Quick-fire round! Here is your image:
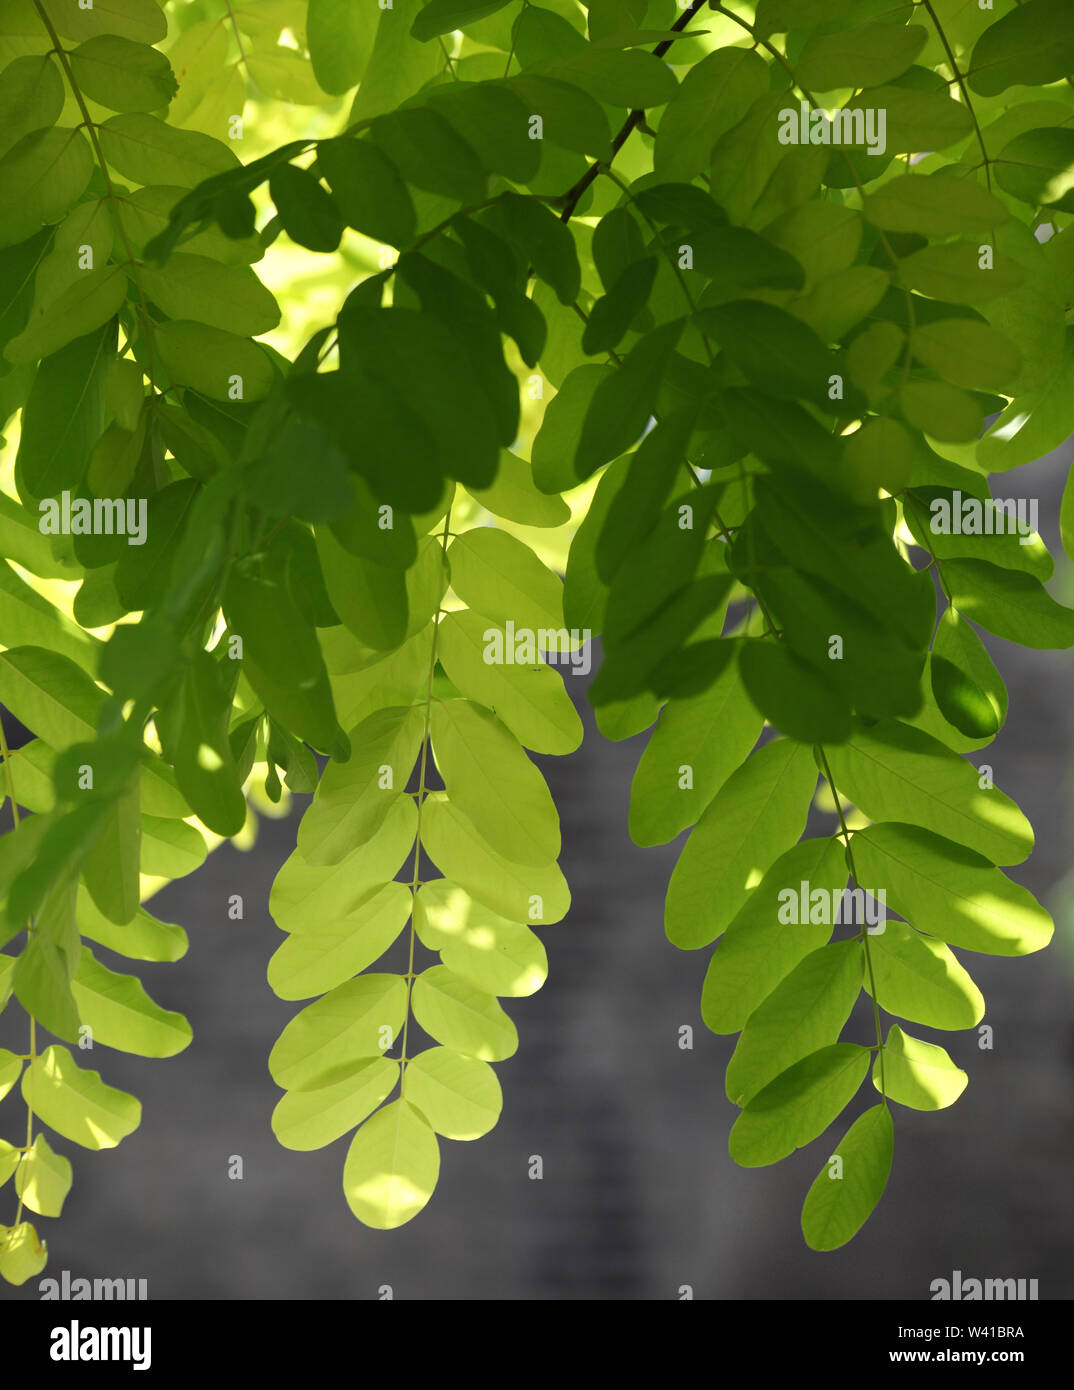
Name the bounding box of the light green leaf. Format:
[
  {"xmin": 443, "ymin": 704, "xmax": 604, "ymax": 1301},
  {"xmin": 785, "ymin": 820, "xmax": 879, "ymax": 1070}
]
[
  {"xmin": 629, "ymin": 658, "xmax": 762, "ymax": 847},
  {"xmin": 0, "ymin": 1222, "xmax": 48, "ymax": 1285},
  {"xmin": 297, "ymin": 707, "xmax": 424, "ymax": 866},
  {"xmin": 348, "ymin": 0, "xmax": 443, "ymax": 123},
  {"xmin": 655, "ymin": 47, "xmax": 768, "ymax": 183},
  {"xmin": 850, "ymin": 822, "xmax": 1053, "ymax": 956},
  {"xmin": 404, "ymin": 1046, "xmax": 502, "ymax": 1140},
  {"xmin": 342, "ymin": 1098, "xmax": 439, "ymax": 1228},
  {"xmin": 729, "ymin": 1044, "xmax": 870, "ymax": 1168},
  {"xmin": 977, "ymin": 332, "xmax": 1074, "ymax": 473},
  {"xmin": 437, "ymin": 609, "xmax": 582, "ymax": 756},
  {"xmin": 4, "ymin": 267, "xmax": 127, "ymax": 366},
  {"xmin": 270, "ymin": 797, "xmax": 418, "ymax": 933},
  {"xmin": 140, "ymin": 814, "xmax": 206, "ymax": 879},
  {"xmin": 272, "ymin": 1057, "xmax": 398, "ymax": 1151},
  {"xmin": 447, "ymin": 527, "xmax": 566, "ymax": 636},
  {"xmin": 701, "ymin": 837, "xmax": 847, "ymax": 1035},
  {"xmin": 41, "ymin": 0, "xmax": 166, "ymax": 44},
  {"xmin": 865, "ymin": 922, "xmax": 984, "ymax": 1031},
  {"xmin": 269, "ymin": 973, "xmax": 407, "ymax": 1090},
  {"xmin": 98, "ymin": 114, "xmax": 239, "ymax": 187},
  {"xmin": 414, "ymin": 879, "xmax": 547, "ymax": 997},
  {"xmin": 77, "ymin": 888, "xmax": 187, "ymax": 963},
  {"xmin": 308, "ymin": 0, "xmax": 379, "ymax": 94},
  {"xmin": 421, "ymin": 792, "xmax": 571, "ymax": 924},
  {"xmin": 532, "ymin": 364, "xmax": 614, "ymax": 495},
  {"xmin": 82, "ymin": 775, "xmax": 140, "ymax": 925},
  {"xmin": 23, "ymin": 1044, "xmax": 141, "ymax": 1150},
  {"xmin": 822, "ymin": 720, "xmax": 1032, "ymax": 866},
  {"xmin": 70, "ymin": 945, "xmax": 191, "ymax": 1057},
  {"xmin": 412, "ymin": 0, "xmax": 511, "ymax": 40},
  {"xmin": 801, "ymin": 1104, "xmax": 893, "ymax": 1251},
  {"xmin": 411, "ymin": 964, "xmax": 518, "ymax": 1060},
  {"xmin": 431, "ymin": 700, "xmax": 559, "ymax": 867},
  {"xmin": 876, "ymin": 1024, "xmax": 968, "ymax": 1110},
  {"xmin": 726, "ymin": 940, "xmax": 864, "ymax": 1106},
  {"xmin": 665, "ymin": 739, "xmax": 818, "ymax": 950},
  {"xmin": 315, "ymin": 527, "xmax": 407, "ymax": 651},
  {"xmin": 138, "ymin": 254, "xmax": 279, "ymax": 337},
  {"xmin": 267, "ymin": 882, "xmax": 413, "ymax": 1001},
  {"xmin": 70, "ymin": 35, "xmax": 177, "ymax": 113},
  {"xmin": 0, "ymin": 1050, "xmax": 22, "ymax": 1103},
  {"xmin": 944, "ymin": 558, "xmax": 1074, "ymax": 649},
  {"xmin": 14, "ymin": 1133, "xmax": 72, "ymax": 1218}
]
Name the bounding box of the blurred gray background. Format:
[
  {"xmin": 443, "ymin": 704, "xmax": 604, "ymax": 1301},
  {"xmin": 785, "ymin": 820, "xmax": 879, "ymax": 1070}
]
[{"xmin": 2, "ymin": 442, "xmax": 1073, "ymax": 1302}]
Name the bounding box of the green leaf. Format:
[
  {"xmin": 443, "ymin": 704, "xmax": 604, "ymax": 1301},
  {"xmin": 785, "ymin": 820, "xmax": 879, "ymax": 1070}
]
[
  {"xmin": 576, "ymin": 320, "xmax": 683, "ymax": 479},
  {"xmin": 0, "ymin": 1050, "xmax": 22, "ymax": 1103},
  {"xmin": 898, "ymin": 243, "xmax": 1024, "ymax": 305},
  {"xmin": 14, "ymin": 1133, "xmax": 72, "ymax": 1218},
  {"xmin": 726, "ymin": 940, "xmax": 864, "ymax": 1106},
  {"xmin": 729, "ymin": 1043, "xmax": 870, "ymax": 1168},
  {"xmin": 801, "ymin": 1104, "xmax": 893, "ymax": 1252},
  {"xmin": 968, "ymin": 0, "xmax": 1074, "ymax": 97},
  {"xmin": 0, "ymin": 56, "xmax": 63, "ymax": 161},
  {"xmin": 224, "ymin": 561, "xmax": 346, "ymax": 757},
  {"xmin": 665, "ymin": 739, "xmax": 818, "ymax": 950},
  {"xmin": 269, "ymin": 973, "xmax": 408, "ymax": 1090},
  {"xmin": 371, "ymin": 107, "xmax": 486, "ymax": 204},
  {"xmin": 308, "ymin": 0, "xmax": 379, "ymax": 94},
  {"xmin": 536, "ymin": 46, "xmax": 677, "ymax": 109},
  {"xmin": 158, "ymin": 649, "xmax": 246, "ymax": 839},
  {"xmin": 424, "ymin": 83, "xmax": 540, "ymax": 184},
  {"xmin": 268, "ymin": 882, "xmax": 413, "ymax": 1001},
  {"xmin": 12, "ymin": 884, "xmax": 81, "ymax": 1043},
  {"xmin": 155, "ymin": 320, "xmax": 275, "ymax": 402},
  {"xmin": 465, "ymin": 451, "xmax": 569, "ymax": 530},
  {"xmin": 754, "ymin": 0, "xmax": 860, "ymax": 36},
  {"xmin": 0, "ymin": 648, "xmax": 102, "ymax": 756},
  {"xmin": 583, "ymin": 257, "xmax": 658, "ymax": 355},
  {"xmin": 739, "ymin": 640, "xmax": 852, "ymax": 746},
  {"xmin": 4, "ymin": 266, "xmax": 127, "ymax": 366},
  {"xmin": 702, "ymin": 837, "xmax": 847, "ymax": 1035},
  {"xmin": 412, "ymin": 0, "xmax": 512, "ymax": 40},
  {"xmin": 411, "ymin": 964, "xmax": 518, "ymax": 1060},
  {"xmin": 272, "ymin": 1057, "xmax": 398, "ymax": 1151},
  {"xmin": 98, "ymin": 114, "xmax": 239, "ymax": 187},
  {"xmin": 532, "ymin": 364, "xmax": 614, "ymax": 494},
  {"xmin": 0, "ymin": 128, "xmax": 94, "ymax": 249},
  {"xmin": 41, "ymin": 0, "xmax": 166, "ymax": 44},
  {"xmin": 348, "ymin": 0, "xmax": 443, "ymax": 123},
  {"xmin": 491, "ymin": 192, "xmax": 580, "ymax": 307},
  {"xmin": 850, "ymin": 822, "xmax": 1053, "ymax": 956},
  {"xmin": 797, "ymin": 22, "xmax": 926, "ymax": 92},
  {"xmin": 297, "ymin": 708, "xmax": 424, "ymax": 867},
  {"xmin": 654, "ymin": 47, "xmax": 768, "ymax": 184},
  {"xmin": 71, "ymin": 946, "xmax": 191, "ymax": 1058},
  {"xmin": 422, "ymin": 793, "xmax": 571, "ymax": 924},
  {"xmin": 14, "ymin": 319, "xmax": 113, "ymax": 501},
  {"xmin": 863, "ymin": 172, "xmax": 1009, "ymax": 237},
  {"xmin": 977, "ymin": 332, "xmax": 1074, "ymax": 473},
  {"xmin": 447, "ymin": 527, "xmax": 566, "ymax": 635},
  {"xmin": 876, "ymin": 1024, "xmax": 967, "ymax": 1110},
  {"xmin": 995, "ymin": 127, "xmax": 1074, "ymax": 213},
  {"xmin": 431, "ymin": 700, "xmax": 560, "ymax": 866},
  {"xmin": 342, "ymin": 1099, "xmax": 439, "ymax": 1229},
  {"xmin": 929, "ymin": 609, "xmax": 1006, "ymax": 740},
  {"xmin": 316, "ymin": 138, "xmax": 416, "ymax": 248},
  {"xmin": 865, "ymin": 921, "xmax": 984, "ymax": 1031},
  {"xmin": 900, "ymin": 380, "xmax": 981, "ymax": 444},
  {"xmin": 822, "ymin": 720, "xmax": 1032, "ymax": 866},
  {"xmin": 270, "ymin": 798, "xmax": 418, "ymax": 933},
  {"xmin": 504, "ymin": 73, "xmax": 612, "ymax": 159},
  {"xmin": 414, "ymin": 880, "xmax": 547, "ymax": 997},
  {"xmin": 139, "ymin": 254, "xmax": 280, "ymax": 337},
  {"xmin": 23, "ymin": 1044, "xmax": 140, "ymax": 1150},
  {"xmin": 404, "ymin": 1046, "xmax": 502, "ymax": 1140},
  {"xmin": 69, "ymin": 35, "xmax": 177, "ymax": 113},
  {"xmin": 141, "ymin": 814, "xmax": 206, "ymax": 879},
  {"xmin": 943, "ymin": 558, "xmax": 1074, "ymax": 650},
  {"xmin": 270, "ymin": 163, "xmax": 344, "ymax": 252},
  {"xmin": 81, "ymin": 775, "xmax": 140, "ymax": 926},
  {"xmin": 911, "ymin": 319, "xmax": 1021, "ymax": 393}
]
